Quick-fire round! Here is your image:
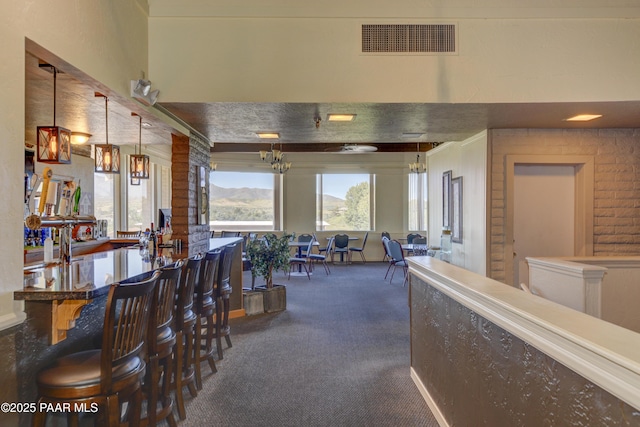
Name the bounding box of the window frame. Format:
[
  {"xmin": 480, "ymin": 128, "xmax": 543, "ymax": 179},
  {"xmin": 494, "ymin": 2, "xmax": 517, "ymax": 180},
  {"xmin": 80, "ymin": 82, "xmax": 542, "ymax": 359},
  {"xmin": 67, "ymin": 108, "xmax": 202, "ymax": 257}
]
[
  {"xmin": 208, "ymin": 170, "xmax": 281, "ymax": 232},
  {"xmin": 316, "ymin": 173, "xmax": 375, "ymax": 232}
]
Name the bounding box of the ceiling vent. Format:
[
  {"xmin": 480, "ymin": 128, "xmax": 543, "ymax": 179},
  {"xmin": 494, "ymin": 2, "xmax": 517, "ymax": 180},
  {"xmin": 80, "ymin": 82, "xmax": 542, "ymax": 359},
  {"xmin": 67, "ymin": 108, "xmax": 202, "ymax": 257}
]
[{"xmin": 362, "ymin": 24, "xmax": 457, "ymax": 54}]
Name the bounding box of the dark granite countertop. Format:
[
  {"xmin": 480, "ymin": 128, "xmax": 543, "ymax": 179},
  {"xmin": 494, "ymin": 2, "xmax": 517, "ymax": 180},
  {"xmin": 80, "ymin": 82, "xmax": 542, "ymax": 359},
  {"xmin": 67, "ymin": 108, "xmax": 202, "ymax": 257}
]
[
  {"xmin": 16, "ymin": 246, "xmax": 175, "ymax": 301},
  {"xmin": 15, "ymin": 237, "xmax": 243, "ymax": 302}
]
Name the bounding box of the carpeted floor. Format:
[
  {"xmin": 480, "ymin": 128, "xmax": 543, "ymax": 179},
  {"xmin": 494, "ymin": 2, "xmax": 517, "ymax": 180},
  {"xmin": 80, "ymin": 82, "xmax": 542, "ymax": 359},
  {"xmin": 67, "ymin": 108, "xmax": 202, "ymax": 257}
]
[{"xmin": 180, "ymin": 261, "xmax": 438, "ymax": 427}]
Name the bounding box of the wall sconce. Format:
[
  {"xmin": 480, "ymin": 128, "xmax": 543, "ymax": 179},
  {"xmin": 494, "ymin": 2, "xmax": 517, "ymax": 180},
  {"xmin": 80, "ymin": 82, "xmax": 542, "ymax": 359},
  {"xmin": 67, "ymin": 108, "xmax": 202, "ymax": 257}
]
[
  {"xmin": 130, "ymin": 112, "xmax": 150, "ymax": 180},
  {"xmin": 70, "ymin": 132, "xmax": 92, "ymax": 145},
  {"xmin": 130, "ymin": 79, "xmax": 159, "ymax": 106},
  {"xmin": 37, "ymin": 65, "xmax": 71, "ymax": 164},
  {"xmin": 94, "ymin": 92, "xmax": 120, "ymax": 174}
]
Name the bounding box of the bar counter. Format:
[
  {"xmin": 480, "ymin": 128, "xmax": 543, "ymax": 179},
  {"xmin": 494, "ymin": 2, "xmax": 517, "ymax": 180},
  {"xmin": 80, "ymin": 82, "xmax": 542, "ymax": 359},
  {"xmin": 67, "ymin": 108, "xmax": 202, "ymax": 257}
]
[
  {"xmin": 14, "ymin": 236, "xmax": 244, "ymax": 344},
  {"xmin": 1, "ymin": 236, "xmax": 244, "ymax": 426}
]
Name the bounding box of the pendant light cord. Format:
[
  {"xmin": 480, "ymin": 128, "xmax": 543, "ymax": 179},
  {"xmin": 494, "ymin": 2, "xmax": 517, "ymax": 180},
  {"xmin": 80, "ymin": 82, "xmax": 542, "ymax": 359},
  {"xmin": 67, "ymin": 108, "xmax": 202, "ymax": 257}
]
[{"xmin": 52, "ymin": 67, "xmax": 57, "ymax": 127}]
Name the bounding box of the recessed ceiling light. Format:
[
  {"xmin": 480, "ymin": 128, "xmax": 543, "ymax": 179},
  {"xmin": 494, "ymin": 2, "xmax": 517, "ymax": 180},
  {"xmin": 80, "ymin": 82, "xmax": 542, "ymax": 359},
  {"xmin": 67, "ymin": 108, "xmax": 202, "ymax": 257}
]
[
  {"xmin": 402, "ymin": 133, "xmax": 425, "ymax": 138},
  {"xmin": 327, "ymin": 114, "xmax": 356, "ymax": 122},
  {"xmin": 257, "ymin": 132, "xmax": 280, "ymax": 139},
  {"xmin": 564, "ymin": 114, "xmax": 602, "ymax": 122}
]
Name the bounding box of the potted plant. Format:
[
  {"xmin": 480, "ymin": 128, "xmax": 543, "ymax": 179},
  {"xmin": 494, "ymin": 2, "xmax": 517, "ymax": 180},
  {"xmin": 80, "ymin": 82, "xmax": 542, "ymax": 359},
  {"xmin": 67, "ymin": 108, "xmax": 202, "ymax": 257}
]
[{"xmin": 245, "ymin": 233, "xmax": 292, "ymax": 312}]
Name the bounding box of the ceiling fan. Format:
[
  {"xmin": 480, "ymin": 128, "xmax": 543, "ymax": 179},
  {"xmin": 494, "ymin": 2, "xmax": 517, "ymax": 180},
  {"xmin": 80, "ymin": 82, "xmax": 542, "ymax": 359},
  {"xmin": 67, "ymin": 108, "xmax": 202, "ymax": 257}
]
[{"xmin": 324, "ymin": 144, "xmax": 378, "ymax": 154}]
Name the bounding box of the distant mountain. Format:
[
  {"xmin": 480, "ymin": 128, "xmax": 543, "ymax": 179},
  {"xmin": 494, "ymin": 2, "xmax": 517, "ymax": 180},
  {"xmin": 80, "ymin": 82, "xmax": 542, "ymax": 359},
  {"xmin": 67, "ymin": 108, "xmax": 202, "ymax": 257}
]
[
  {"xmin": 323, "ymin": 194, "xmax": 344, "ymax": 205},
  {"xmin": 210, "ymin": 184, "xmax": 273, "ymax": 200}
]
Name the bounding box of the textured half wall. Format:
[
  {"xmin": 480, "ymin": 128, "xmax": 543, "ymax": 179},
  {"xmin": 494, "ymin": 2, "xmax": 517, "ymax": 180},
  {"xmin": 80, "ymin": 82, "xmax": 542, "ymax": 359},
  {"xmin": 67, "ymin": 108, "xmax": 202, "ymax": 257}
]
[{"xmin": 410, "ymin": 273, "xmax": 640, "ymax": 426}]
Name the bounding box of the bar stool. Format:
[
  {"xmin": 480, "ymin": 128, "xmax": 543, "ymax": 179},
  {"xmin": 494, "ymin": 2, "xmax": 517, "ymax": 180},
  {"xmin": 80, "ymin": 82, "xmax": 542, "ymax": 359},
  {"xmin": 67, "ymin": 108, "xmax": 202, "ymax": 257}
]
[
  {"xmin": 214, "ymin": 245, "xmax": 235, "ymax": 359},
  {"xmin": 33, "ymin": 271, "xmax": 160, "ymax": 427},
  {"xmin": 194, "ymin": 250, "xmax": 221, "ymax": 390},
  {"xmin": 141, "ymin": 261, "xmax": 183, "ymax": 427},
  {"xmin": 173, "ymin": 255, "xmax": 202, "ymax": 420}
]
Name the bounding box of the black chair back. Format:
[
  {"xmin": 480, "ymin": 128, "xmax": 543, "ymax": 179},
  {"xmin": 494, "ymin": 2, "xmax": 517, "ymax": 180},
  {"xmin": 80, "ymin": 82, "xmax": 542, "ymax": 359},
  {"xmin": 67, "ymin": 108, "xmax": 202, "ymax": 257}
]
[
  {"xmin": 407, "ymin": 233, "xmax": 422, "ymax": 244},
  {"xmin": 334, "ymin": 234, "xmax": 349, "ymax": 249}
]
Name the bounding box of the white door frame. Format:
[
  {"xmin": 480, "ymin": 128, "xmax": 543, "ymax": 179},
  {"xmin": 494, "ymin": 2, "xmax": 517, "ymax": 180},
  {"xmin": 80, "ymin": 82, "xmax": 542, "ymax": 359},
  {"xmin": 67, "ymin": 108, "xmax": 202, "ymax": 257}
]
[{"xmin": 504, "ymin": 155, "xmax": 594, "ymax": 286}]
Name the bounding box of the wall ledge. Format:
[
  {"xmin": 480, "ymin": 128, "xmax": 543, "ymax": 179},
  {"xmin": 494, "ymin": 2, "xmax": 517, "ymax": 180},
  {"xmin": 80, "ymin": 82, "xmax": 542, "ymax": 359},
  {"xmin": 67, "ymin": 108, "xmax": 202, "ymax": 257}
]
[{"xmin": 407, "ymin": 256, "xmax": 640, "ymax": 410}]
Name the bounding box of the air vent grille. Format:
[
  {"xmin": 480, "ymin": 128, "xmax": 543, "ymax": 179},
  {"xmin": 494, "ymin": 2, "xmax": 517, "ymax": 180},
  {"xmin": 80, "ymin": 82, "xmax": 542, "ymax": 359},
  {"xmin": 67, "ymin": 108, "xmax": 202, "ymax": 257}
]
[{"xmin": 362, "ymin": 24, "xmax": 456, "ymax": 53}]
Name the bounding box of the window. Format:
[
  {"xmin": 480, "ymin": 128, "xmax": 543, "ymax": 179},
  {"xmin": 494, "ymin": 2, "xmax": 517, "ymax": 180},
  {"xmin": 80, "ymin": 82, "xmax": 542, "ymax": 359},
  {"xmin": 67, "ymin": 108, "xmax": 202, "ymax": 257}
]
[
  {"xmin": 127, "ymin": 170, "xmax": 153, "ymax": 231},
  {"xmin": 94, "ymin": 173, "xmax": 115, "ymax": 237},
  {"xmin": 316, "ymin": 174, "xmax": 374, "ymax": 231},
  {"xmin": 209, "ymin": 171, "xmax": 277, "ymax": 231},
  {"xmin": 408, "ymin": 173, "xmax": 428, "ymax": 231}
]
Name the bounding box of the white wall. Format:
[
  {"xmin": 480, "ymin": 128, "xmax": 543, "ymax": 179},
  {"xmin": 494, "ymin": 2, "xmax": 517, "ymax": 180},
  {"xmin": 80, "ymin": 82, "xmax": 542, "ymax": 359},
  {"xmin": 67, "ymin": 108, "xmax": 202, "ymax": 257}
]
[
  {"xmin": 426, "ymin": 132, "xmax": 487, "ymax": 275},
  {"xmin": 148, "ymin": 12, "xmax": 640, "ymax": 104},
  {"xmin": 0, "ymin": 0, "xmax": 149, "ymax": 330}
]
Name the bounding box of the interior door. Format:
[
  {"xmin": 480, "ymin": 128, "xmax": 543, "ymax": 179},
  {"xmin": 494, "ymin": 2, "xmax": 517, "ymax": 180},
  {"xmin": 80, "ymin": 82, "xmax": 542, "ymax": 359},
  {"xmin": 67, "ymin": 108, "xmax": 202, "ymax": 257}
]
[{"xmin": 513, "ymin": 164, "xmax": 576, "ymax": 286}]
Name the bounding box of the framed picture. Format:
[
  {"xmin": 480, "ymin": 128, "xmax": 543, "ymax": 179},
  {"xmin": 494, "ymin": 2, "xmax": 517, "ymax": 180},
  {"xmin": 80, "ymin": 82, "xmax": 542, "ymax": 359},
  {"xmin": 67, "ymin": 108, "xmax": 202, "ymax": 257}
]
[
  {"xmin": 442, "ymin": 170, "xmax": 452, "ymax": 228},
  {"xmin": 197, "ymin": 166, "xmax": 208, "ymax": 225},
  {"xmin": 451, "ymin": 176, "xmax": 463, "ymax": 243}
]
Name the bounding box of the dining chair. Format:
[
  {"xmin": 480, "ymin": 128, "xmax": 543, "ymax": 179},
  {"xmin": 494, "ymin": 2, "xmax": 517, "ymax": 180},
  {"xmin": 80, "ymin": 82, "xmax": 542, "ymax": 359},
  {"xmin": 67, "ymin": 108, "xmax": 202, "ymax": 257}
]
[
  {"xmin": 348, "ymin": 231, "xmax": 368, "ymax": 263},
  {"xmin": 221, "ymin": 231, "xmax": 241, "ymax": 237},
  {"xmin": 289, "ymin": 237, "xmax": 314, "ymax": 279},
  {"xmin": 297, "ymin": 234, "xmax": 313, "ymax": 257},
  {"xmin": 382, "ymin": 236, "xmax": 394, "ymax": 279},
  {"xmin": 117, "ymin": 230, "xmax": 141, "ymax": 238},
  {"xmin": 387, "ymin": 239, "xmax": 409, "ymax": 286},
  {"xmin": 333, "ymin": 234, "xmax": 350, "ymax": 263},
  {"xmin": 308, "ymin": 236, "xmax": 331, "ymax": 275},
  {"xmin": 406, "ymin": 233, "xmax": 422, "ymax": 244},
  {"xmin": 381, "ymin": 232, "xmax": 391, "ymax": 261},
  {"xmin": 33, "ymin": 271, "xmax": 160, "ymax": 427}
]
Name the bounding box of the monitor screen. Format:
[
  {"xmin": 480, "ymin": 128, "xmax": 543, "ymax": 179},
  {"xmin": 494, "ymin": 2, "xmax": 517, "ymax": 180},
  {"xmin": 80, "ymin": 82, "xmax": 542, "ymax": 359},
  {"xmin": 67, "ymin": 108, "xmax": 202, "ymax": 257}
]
[{"xmin": 158, "ymin": 208, "xmax": 171, "ymax": 229}]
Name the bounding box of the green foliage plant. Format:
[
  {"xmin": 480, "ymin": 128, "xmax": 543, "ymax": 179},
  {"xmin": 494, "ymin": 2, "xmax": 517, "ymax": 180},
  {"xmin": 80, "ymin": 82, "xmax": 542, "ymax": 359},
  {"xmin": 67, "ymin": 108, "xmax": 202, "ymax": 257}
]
[{"xmin": 246, "ymin": 233, "xmax": 292, "ymax": 289}]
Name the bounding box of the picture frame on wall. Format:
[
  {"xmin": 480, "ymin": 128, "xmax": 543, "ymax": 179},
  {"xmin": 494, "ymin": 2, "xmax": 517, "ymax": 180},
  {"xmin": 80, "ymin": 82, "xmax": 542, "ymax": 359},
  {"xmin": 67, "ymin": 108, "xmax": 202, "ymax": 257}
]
[
  {"xmin": 452, "ymin": 176, "xmax": 463, "ymax": 243},
  {"xmin": 442, "ymin": 170, "xmax": 452, "ymax": 228}
]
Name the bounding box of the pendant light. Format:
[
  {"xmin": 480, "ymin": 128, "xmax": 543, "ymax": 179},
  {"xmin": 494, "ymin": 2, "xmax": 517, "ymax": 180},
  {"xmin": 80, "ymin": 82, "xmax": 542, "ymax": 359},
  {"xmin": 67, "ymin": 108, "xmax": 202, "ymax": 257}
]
[
  {"xmin": 409, "ymin": 142, "xmax": 426, "ymax": 174},
  {"xmin": 37, "ymin": 65, "xmax": 72, "ymax": 164},
  {"xmin": 94, "ymin": 92, "xmax": 120, "ymax": 173},
  {"xmin": 129, "ymin": 112, "xmax": 150, "ymax": 180}
]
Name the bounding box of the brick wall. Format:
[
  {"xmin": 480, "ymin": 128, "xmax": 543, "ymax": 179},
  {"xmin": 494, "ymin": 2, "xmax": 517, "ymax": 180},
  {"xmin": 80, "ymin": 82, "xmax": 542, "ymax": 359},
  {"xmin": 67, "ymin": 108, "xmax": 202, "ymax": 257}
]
[
  {"xmin": 171, "ymin": 133, "xmax": 211, "ymax": 256},
  {"xmin": 490, "ymin": 129, "xmax": 640, "ymax": 282}
]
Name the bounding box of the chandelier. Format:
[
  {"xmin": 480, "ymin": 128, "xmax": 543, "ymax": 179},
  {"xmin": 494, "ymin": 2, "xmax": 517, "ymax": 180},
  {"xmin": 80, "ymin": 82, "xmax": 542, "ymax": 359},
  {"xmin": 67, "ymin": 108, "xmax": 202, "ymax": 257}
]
[
  {"xmin": 259, "ymin": 143, "xmax": 291, "ymax": 174},
  {"xmin": 409, "ymin": 142, "xmax": 426, "ymax": 174}
]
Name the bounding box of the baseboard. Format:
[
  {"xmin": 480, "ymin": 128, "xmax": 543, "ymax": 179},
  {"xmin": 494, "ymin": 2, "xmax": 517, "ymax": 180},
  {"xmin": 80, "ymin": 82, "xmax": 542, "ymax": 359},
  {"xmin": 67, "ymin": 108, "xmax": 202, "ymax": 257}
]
[
  {"xmin": 229, "ymin": 308, "xmax": 246, "ymax": 319},
  {"xmin": 410, "ymin": 367, "xmax": 449, "ymax": 427}
]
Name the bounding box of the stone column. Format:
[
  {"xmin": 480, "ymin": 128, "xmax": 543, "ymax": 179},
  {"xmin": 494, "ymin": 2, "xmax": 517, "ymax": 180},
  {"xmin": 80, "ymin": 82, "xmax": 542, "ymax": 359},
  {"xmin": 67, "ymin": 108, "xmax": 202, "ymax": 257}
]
[{"xmin": 171, "ymin": 133, "xmax": 210, "ymax": 256}]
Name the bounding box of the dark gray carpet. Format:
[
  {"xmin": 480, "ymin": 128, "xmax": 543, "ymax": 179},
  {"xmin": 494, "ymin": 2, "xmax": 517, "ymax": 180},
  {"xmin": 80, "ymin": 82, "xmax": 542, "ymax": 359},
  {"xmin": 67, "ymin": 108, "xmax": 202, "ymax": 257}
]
[{"xmin": 180, "ymin": 262, "xmax": 438, "ymax": 427}]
